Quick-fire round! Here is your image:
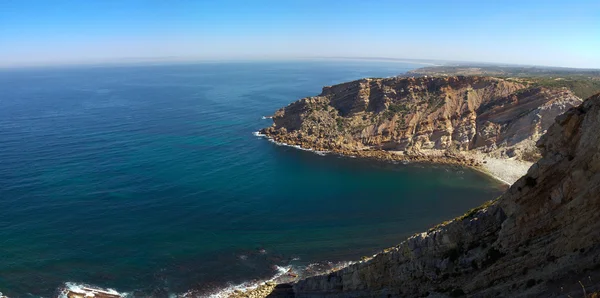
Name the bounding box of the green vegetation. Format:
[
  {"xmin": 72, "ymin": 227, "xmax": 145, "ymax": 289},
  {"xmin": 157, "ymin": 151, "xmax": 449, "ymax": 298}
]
[
  {"xmin": 429, "ymin": 96, "xmax": 446, "ymax": 112},
  {"xmin": 410, "ymin": 65, "xmax": 600, "ymax": 99},
  {"xmin": 388, "ymin": 102, "xmax": 409, "ymax": 114},
  {"xmin": 383, "ymin": 102, "xmax": 409, "ymax": 119},
  {"xmin": 336, "ymin": 118, "xmax": 344, "ymax": 131},
  {"xmin": 520, "ymin": 146, "xmax": 541, "ymax": 162},
  {"xmin": 527, "ymin": 77, "xmax": 600, "ymax": 99},
  {"xmin": 427, "ymin": 198, "xmax": 498, "ymax": 234},
  {"xmin": 458, "ymin": 198, "xmax": 497, "ymax": 221},
  {"xmin": 396, "ymin": 117, "xmax": 407, "ymax": 130}
]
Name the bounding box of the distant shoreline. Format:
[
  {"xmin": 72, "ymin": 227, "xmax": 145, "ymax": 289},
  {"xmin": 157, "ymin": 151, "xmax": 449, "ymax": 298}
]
[{"xmin": 305, "ymin": 57, "xmax": 443, "ymax": 66}]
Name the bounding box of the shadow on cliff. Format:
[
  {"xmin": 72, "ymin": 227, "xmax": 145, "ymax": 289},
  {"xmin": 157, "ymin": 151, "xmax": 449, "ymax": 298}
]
[{"xmin": 266, "ymin": 284, "xmax": 295, "ymax": 298}]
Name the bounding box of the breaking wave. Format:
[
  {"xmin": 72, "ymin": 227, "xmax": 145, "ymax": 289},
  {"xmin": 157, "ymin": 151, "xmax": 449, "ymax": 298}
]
[
  {"xmin": 57, "ymin": 282, "xmax": 126, "ymax": 298},
  {"xmin": 252, "ymin": 132, "xmax": 329, "ymax": 156},
  {"xmin": 52, "ymin": 260, "xmax": 355, "ymax": 298},
  {"xmin": 197, "ymin": 260, "xmax": 355, "ymax": 298}
]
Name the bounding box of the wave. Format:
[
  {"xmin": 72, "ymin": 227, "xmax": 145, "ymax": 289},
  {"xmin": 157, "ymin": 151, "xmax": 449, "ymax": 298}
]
[
  {"xmin": 261, "ymin": 116, "xmax": 273, "ymax": 120},
  {"xmin": 52, "ymin": 260, "xmax": 355, "ymax": 298},
  {"xmin": 203, "ymin": 260, "xmax": 354, "ymax": 298},
  {"xmin": 252, "ymin": 132, "xmax": 329, "ymax": 156},
  {"xmin": 57, "ymin": 282, "xmax": 125, "ymax": 298},
  {"xmin": 201, "ymin": 265, "xmax": 292, "ymax": 298}
]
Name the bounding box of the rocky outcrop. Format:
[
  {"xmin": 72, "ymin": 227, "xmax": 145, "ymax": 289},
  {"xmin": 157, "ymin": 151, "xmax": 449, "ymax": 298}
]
[
  {"xmin": 290, "ymin": 93, "xmax": 600, "ymax": 297},
  {"xmin": 261, "ymin": 76, "xmax": 581, "ymax": 163}
]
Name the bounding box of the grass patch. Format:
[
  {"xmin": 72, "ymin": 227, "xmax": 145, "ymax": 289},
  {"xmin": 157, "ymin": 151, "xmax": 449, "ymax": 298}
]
[
  {"xmin": 457, "ymin": 198, "xmax": 497, "ymax": 221},
  {"xmin": 428, "ymin": 197, "xmax": 498, "ymax": 233}
]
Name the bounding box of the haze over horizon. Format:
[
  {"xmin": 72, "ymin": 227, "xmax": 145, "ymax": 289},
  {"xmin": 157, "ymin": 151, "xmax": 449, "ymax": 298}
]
[{"xmin": 1, "ymin": 0, "xmax": 599, "ymax": 69}]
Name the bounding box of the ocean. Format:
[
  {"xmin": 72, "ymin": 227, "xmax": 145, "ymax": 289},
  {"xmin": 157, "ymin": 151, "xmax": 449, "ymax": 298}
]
[{"xmin": 0, "ymin": 60, "xmax": 505, "ymax": 297}]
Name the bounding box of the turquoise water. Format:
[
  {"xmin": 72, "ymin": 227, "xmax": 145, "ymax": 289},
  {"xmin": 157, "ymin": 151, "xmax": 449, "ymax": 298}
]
[{"xmin": 0, "ymin": 61, "xmax": 505, "ymax": 297}]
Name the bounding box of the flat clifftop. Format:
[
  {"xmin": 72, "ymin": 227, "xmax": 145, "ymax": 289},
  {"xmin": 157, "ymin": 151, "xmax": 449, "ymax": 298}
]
[
  {"xmin": 261, "ymin": 76, "xmax": 582, "ymax": 176},
  {"xmin": 408, "ymin": 65, "xmax": 600, "ymax": 99},
  {"xmin": 283, "ymin": 92, "xmax": 600, "ymax": 297}
]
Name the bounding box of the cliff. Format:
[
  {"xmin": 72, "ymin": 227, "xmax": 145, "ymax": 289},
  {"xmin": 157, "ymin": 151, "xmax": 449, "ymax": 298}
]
[
  {"xmin": 261, "ymin": 76, "xmax": 581, "ymax": 165},
  {"xmin": 288, "ymin": 92, "xmax": 600, "ymax": 297}
]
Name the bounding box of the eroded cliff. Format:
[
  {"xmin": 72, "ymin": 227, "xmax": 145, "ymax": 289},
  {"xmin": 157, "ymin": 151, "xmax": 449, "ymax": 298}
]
[
  {"xmin": 291, "ymin": 93, "xmax": 600, "ymax": 297},
  {"xmin": 261, "ymin": 76, "xmax": 581, "ymax": 164}
]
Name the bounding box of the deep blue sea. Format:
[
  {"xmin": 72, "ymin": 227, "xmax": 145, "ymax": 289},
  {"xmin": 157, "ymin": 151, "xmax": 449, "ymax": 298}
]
[{"xmin": 0, "ymin": 61, "xmax": 505, "ymax": 297}]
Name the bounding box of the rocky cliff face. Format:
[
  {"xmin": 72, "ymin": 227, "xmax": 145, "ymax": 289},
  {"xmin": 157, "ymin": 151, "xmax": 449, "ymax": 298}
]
[
  {"xmin": 291, "ymin": 93, "xmax": 600, "ymax": 297},
  {"xmin": 261, "ymin": 76, "xmax": 581, "ymax": 162}
]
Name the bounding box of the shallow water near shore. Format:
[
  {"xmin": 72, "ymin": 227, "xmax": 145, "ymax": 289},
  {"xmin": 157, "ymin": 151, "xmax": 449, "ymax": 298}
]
[{"xmin": 0, "ymin": 61, "xmax": 506, "ymax": 297}]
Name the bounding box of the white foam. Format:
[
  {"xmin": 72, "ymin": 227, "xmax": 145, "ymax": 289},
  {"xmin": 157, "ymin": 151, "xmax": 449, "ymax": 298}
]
[
  {"xmin": 54, "ymin": 260, "xmax": 354, "ymax": 298},
  {"xmin": 273, "ymin": 265, "xmax": 292, "ymax": 276},
  {"xmin": 253, "ymin": 132, "xmax": 329, "ymax": 156},
  {"xmin": 57, "ymin": 282, "xmax": 125, "ymax": 298},
  {"xmin": 203, "ymin": 265, "xmax": 292, "ymax": 298},
  {"xmin": 261, "ymin": 116, "xmax": 273, "ymax": 120},
  {"xmin": 52, "ymin": 258, "xmax": 356, "ymax": 298}
]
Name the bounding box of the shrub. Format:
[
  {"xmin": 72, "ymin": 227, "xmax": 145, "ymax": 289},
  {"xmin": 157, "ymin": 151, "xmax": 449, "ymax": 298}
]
[
  {"xmin": 520, "ymin": 147, "xmax": 541, "ymax": 162},
  {"xmin": 336, "ymin": 118, "xmax": 344, "ymax": 131}
]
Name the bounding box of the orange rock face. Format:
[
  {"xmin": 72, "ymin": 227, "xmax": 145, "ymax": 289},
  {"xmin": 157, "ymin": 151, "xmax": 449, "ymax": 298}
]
[{"xmin": 261, "ymin": 76, "xmax": 582, "ymax": 162}]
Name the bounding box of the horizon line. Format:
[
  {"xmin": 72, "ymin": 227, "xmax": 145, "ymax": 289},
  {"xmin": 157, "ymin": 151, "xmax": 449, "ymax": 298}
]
[{"xmin": 1, "ymin": 56, "xmax": 599, "ymax": 71}]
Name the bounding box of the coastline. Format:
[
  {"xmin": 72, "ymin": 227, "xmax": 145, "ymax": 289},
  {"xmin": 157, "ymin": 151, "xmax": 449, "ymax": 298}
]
[
  {"xmin": 470, "ymin": 152, "xmax": 533, "ymax": 185},
  {"xmin": 229, "ymin": 131, "xmax": 538, "ymax": 298},
  {"xmin": 256, "ymin": 132, "xmax": 530, "ymax": 186}
]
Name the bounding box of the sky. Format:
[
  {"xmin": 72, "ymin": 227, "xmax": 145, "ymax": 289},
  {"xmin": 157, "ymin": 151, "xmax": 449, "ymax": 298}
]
[{"xmin": 1, "ymin": 0, "xmax": 599, "ymax": 68}]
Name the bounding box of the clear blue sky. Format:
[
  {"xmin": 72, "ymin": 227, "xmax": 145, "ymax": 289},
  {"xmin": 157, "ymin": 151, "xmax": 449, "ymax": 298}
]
[{"xmin": 1, "ymin": 0, "xmax": 599, "ymax": 68}]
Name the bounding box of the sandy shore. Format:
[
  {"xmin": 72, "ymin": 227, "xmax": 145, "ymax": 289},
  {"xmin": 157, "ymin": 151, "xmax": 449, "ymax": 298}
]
[
  {"xmin": 410, "ymin": 149, "xmax": 533, "ymax": 185},
  {"xmin": 389, "ymin": 149, "xmax": 531, "ymax": 186},
  {"xmin": 260, "ymin": 131, "xmax": 532, "ymax": 186},
  {"xmin": 472, "ymin": 153, "xmax": 533, "ymax": 185}
]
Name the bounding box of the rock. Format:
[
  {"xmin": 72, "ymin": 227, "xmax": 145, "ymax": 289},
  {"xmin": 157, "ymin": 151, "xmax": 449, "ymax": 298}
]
[
  {"xmin": 261, "ymin": 76, "xmax": 581, "ymax": 165},
  {"xmin": 285, "ymin": 93, "xmax": 600, "ymax": 297}
]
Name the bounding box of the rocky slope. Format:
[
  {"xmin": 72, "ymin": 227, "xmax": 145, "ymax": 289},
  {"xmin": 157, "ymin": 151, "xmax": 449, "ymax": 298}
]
[
  {"xmin": 261, "ymin": 76, "xmax": 581, "ymax": 166},
  {"xmin": 282, "ymin": 92, "xmax": 600, "ymax": 297}
]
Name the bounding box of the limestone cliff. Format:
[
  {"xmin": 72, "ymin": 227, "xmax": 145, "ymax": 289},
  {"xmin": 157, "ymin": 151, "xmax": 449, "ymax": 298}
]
[
  {"xmin": 290, "ymin": 93, "xmax": 600, "ymax": 297},
  {"xmin": 261, "ymin": 76, "xmax": 581, "ymax": 163}
]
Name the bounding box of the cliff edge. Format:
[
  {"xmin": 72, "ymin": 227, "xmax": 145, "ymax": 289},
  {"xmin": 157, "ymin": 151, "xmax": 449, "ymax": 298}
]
[
  {"xmin": 289, "ymin": 92, "xmax": 600, "ymax": 297},
  {"xmin": 260, "ymin": 76, "xmax": 582, "ymax": 183}
]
